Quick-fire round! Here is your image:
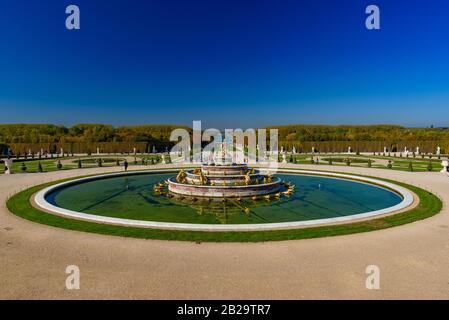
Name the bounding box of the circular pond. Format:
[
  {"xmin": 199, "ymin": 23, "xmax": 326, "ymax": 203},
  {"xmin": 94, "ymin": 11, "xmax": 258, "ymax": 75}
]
[{"xmin": 35, "ymin": 170, "xmax": 413, "ymax": 231}]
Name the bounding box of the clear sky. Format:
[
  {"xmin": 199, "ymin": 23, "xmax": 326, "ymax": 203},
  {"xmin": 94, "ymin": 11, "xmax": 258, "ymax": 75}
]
[{"xmin": 0, "ymin": 0, "xmax": 448, "ymax": 128}]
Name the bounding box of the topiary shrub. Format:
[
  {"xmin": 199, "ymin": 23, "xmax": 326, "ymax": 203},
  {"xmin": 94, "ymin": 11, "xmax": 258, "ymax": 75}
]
[
  {"xmin": 116, "ymin": 158, "xmax": 120, "ymax": 166},
  {"xmin": 38, "ymin": 162, "xmax": 43, "ymax": 172},
  {"xmin": 97, "ymin": 158, "xmax": 103, "ymax": 167},
  {"xmin": 346, "ymin": 158, "xmax": 351, "ymax": 166},
  {"xmin": 427, "ymin": 161, "xmax": 433, "ymax": 172},
  {"xmin": 57, "ymin": 160, "xmax": 62, "ymax": 170},
  {"xmin": 310, "ymin": 158, "xmax": 315, "ymax": 165},
  {"xmin": 21, "ymin": 162, "xmax": 27, "ymax": 172},
  {"xmin": 408, "ymin": 161, "xmax": 413, "ymax": 172},
  {"xmin": 78, "ymin": 159, "xmax": 82, "ymax": 168},
  {"xmin": 328, "ymin": 158, "xmax": 333, "ymax": 165},
  {"xmin": 367, "ymin": 159, "xmax": 372, "ymax": 167}
]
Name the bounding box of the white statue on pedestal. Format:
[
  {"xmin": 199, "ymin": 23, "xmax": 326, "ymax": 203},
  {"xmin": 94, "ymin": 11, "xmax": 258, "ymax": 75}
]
[
  {"xmin": 437, "ymin": 146, "xmax": 441, "ymax": 155},
  {"xmin": 161, "ymin": 155, "xmax": 166, "ymax": 164},
  {"xmin": 97, "ymin": 147, "xmax": 100, "ymax": 155},
  {"xmin": 416, "ymin": 146, "xmax": 420, "ymax": 154},
  {"xmin": 348, "ymin": 146, "xmax": 352, "ymax": 154},
  {"xmin": 403, "ymin": 146, "xmax": 409, "ymax": 157},
  {"xmin": 292, "ymin": 146, "xmax": 296, "ymax": 154},
  {"xmin": 4, "ymin": 158, "xmax": 13, "ymax": 174},
  {"xmin": 282, "ymin": 152, "xmax": 287, "ymax": 164},
  {"xmin": 384, "ymin": 146, "xmax": 387, "ymax": 153},
  {"xmin": 441, "ymin": 159, "xmax": 448, "ymax": 173},
  {"xmin": 312, "ymin": 147, "xmax": 315, "ymax": 154},
  {"xmin": 60, "ymin": 148, "xmax": 63, "ymax": 156}
]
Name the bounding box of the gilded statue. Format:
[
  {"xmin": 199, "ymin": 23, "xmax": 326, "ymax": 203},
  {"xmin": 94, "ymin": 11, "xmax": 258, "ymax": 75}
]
[
  {"xmin": 244, "ymin": 171, "xmax": 252, "ymax": 185},
  {"xmin": 199, "ymin": 172, "xmax": 208, "ymax": 185},
  {"xmin": 176, "ymin": 169, "xmax": 187, "ymax": 183}
]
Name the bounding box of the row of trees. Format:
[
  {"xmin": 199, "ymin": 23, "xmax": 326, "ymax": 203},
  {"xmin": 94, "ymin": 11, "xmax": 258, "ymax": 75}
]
[
  {"xmin": 269, "ymin": 124, "xmax": 449, "ymax": 142},
  {"xmin": 1, "ymin": 124, "xmax": 449, "ymax": 155},
  {"xmin": 0, "ymin": 124, "xmax": 191, "ymax": 144}
]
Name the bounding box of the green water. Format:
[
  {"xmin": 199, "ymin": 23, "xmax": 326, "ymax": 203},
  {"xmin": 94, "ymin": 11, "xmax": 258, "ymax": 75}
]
[{"xmin": 46, "ymin": 173, "xmax": 402, "ymax": 224}]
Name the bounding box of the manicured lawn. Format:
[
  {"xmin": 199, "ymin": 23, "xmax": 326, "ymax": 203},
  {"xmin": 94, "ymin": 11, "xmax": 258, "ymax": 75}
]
[
  {"xmin": 6, "ymin": 171, "xmax": 442, "ymax": 242},
  {"xmin": 0, "ymin": 159, "xmax": 75, "ymax": 173},
  {"xmin": 291, "ymin": 153, "xmax": 444, "ymax": 172},
  {"xmin": 0, "ymin": 155, "xmax": 163, "ymax": 173}
]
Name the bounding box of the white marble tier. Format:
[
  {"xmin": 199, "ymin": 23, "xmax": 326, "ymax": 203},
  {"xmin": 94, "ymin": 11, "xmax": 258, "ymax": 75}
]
[{"xmin": 167, "ymin": 177, "xmax": 283, "ymax": 198}]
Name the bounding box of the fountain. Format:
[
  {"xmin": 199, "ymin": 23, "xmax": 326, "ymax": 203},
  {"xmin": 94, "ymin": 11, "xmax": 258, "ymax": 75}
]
[{"xmin": 161, "ymin": 142, "xmax": 289, "ymax": 199}]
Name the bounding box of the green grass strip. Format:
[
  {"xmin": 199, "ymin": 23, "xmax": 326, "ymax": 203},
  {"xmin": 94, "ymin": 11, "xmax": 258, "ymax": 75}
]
[{"xmin": 6, "ymin": 172, "xmax": 442, "ymax": 242}]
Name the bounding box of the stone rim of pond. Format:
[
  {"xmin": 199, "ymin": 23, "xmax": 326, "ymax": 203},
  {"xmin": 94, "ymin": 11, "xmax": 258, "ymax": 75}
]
[{"xmin": 33, "ymin": 168, "xmax": 415, "ymax": 232}]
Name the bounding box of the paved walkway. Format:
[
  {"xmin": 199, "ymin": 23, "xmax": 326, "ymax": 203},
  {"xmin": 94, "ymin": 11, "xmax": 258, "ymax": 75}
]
[{"xmin": 0, "ymin": 164, "xmax": 448, "ymax": 299}]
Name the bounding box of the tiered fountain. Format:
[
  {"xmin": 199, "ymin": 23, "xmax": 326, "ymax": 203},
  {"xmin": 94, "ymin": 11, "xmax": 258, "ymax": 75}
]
[{"xmin": 154, "ymin": 143, "xmax": 293, "ymax": 201}]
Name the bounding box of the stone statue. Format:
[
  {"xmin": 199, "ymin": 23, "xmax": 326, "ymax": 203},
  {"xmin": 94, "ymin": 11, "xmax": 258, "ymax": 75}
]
[
  {"xmin": 221, "ymin": 141, "xmax": 227, "ymax": 158},
  {"xmin": 441, "ymin": 159, "xmax": 448, "ymax": 173},
  {"xmin": 282, "ymin": 152, "xmax": 287, "ymax": 163},
  {"xmin": 4, "ymin": 158, "xmax": 13, "ymax": 174},
  {"xmin": 437, "ymin": 146, "xmax": 441, "ymax": 155}
]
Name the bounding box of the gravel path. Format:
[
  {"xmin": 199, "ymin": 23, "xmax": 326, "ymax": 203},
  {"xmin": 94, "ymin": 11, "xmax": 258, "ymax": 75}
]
[{"xmin": 0, "ymin": 164, "xmax": 448, "ymax": 299}]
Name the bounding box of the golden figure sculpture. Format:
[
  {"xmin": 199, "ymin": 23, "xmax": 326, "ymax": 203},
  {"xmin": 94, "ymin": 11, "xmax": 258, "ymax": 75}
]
[
  {"xmin": 176, "ymin": 169, "xmax": 187, "ymax": 183},
  {"xmin": 244, "ymin": 171, "xmax": 252, "ymax": 185},
  {"xmin": 199, "ymin": 172, "xmax": 208, "ymax": 185}
]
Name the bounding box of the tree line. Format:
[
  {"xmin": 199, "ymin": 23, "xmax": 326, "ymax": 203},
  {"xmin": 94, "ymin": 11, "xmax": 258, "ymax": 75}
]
[{"xmin": 1, "ymin": 124, "xmax": 448, "ymax": 155}]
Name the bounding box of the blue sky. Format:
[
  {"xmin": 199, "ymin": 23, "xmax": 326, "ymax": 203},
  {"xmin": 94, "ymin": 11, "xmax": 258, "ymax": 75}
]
[{"xmin": 0, "ymin": 0, "xmax": 448, "ymax": 128}]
